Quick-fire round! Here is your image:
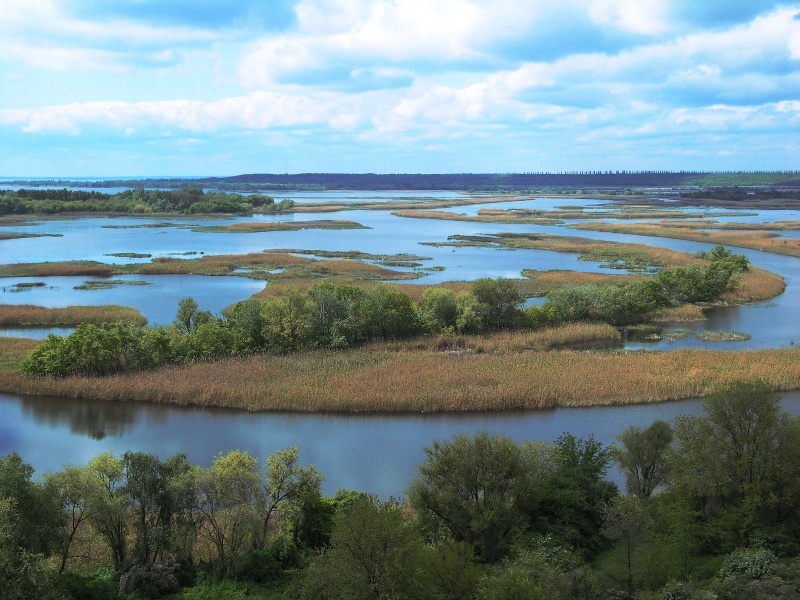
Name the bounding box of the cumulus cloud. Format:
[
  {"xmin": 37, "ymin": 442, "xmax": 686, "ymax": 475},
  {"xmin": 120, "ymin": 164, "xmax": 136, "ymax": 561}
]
[{"xmin": 1, "ymin": 0, "xmax": 799, "ymax": 173}]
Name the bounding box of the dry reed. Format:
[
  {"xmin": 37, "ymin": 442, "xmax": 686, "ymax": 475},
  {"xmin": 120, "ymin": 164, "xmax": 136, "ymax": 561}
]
[
  {"xmin": 572, "ymin": 222, "xmax": 800, "ymax": 258},
  {"xmin": 191, "ymin": 220, "xmax": 367, "ymax": 233},
  {"xmin": 4, "ymin": 340, "xmax": 799, "ymax": 412},
  {"xmin": 0, "ymin": 304, "xmax": 147, "ymax": 326}
]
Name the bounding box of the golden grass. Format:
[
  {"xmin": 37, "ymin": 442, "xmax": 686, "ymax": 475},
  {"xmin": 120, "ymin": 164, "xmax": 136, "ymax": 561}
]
[
  {"xmin": 719, "ymin": 266, "xmax": 786, "ymax": 303},
  {"xmin": 0, "ymin": 261, "xmax": 116, "ymax": 277},
  {"xmin": 288, "ymin": 194, "xmax": 527, "ymax": 213},
  {"xmin": 572, "ymin": 221, "xmax": 800, "ymax": 258},
  {"xmin": 0, "ymin": 337, "xmax": 40, "ymax": 371},
  {"xmin": 4, "ymin": 344, "xmax": 799, "ymax": 412},
  {"xmin": 520, "ymin": 269, "xmax": 647, "ymax": 295},
  {"xmin": 0, "ymin": 304, "xmax": 147, "ymax": 326},
  {"xmin": 649, "ymin": 305, "xmax": 706, "ymax": 322},
  {"xmin": 191, "ymin": 220, "xmax": 368, "ymax": 233},
  {"xmin": 392, "ymin": 209, "xmax": 563, "ymax": 225}
]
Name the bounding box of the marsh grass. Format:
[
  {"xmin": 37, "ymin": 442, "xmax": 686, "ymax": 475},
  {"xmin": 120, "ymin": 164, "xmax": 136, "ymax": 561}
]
[
  {"xmin": 521, "ymin": 269, "xmax": 647, "ymax": 295},
  {"xmin": 0, "ymin": 304, "xmax": 147, "ymax": 326},
  {"xmin": 649, "ymin": 305, "xmax": 706, "ymax": 322},
  {"xmin": 191, "ymin": 220, "xmax": 368, "ymax": 233},
  {"xmin": 4, "ymin": 343, "xmax": 799, "ymax": 412},
  {"xmin": 0, "ymin": 261, "xmax": 116, "ymax": 277},
  {"xmin": 0, "ymin": 232, "xmax": 62, "ymax": 240},
  {"xmin": 695, "ymin": 331, "xmax": 751, "ymax": 342},
  {"xmin": 572, "ymin": 221, "xmax": 800, "ymax": 258}
]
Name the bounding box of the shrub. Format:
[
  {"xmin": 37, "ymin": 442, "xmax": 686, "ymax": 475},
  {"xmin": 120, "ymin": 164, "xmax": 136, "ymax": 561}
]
[{"xmin": 719, "ymin": 547, "xmax": 776, "ymax": 580}]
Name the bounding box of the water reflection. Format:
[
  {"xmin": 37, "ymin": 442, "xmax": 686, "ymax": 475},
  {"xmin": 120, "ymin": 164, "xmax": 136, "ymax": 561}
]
[
  {"xmin": 3, "ymin": 391, "xmax": 798, "ymax": 497},
  {"xmin": 19, "ymin": 395, "xmax": 141, "ymax": 440}
]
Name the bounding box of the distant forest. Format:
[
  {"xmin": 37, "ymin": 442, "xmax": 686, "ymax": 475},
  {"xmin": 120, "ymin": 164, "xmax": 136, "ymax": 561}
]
[{"xmin": 6, "ymin": 171, "xmax": 800, "ymax": 192}]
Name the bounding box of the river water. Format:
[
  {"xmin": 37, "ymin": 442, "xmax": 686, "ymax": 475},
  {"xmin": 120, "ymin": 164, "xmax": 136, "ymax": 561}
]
[{"xmin": 1, "ymin": 192, "xmax": 798, "ymax": 495}]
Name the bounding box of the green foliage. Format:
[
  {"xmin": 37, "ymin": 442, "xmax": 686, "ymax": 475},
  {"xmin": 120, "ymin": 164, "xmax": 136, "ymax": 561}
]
[
  {"xmin": 719, "ymin": 547, "xmax": 776, "ymax": 580},
  {"xmin": 419, "ymin": 287, "xmax": 458, "ymax": 334},
  {"xmin": 409, "ymin": 432, "xmax": 531, "ymax": 563},
  {"xmin": 671, "ymin": 380, "xmax": 800, "ymax": 546},
  {"xmin": 611, "ymin": 420, "xmax": 673, "ymax": 498},
  {"xmin": 302, "ymin": 497, "xmax": 430, "ymax": 599},
  {"xmin": 472, "ymin": 278, "xmax": 523, "ymax": 330}
]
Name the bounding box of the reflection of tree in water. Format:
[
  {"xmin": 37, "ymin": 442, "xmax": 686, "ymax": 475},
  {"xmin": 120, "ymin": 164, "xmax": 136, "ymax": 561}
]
[{"xmin": 19, "ymin": 395, "xmax": 145, "ymax": 440}]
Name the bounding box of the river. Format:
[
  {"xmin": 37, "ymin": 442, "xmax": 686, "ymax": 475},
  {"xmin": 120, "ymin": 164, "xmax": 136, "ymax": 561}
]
[{"xmin": 1, "ymin": 192, "xmax": 798, "ymax": 496}]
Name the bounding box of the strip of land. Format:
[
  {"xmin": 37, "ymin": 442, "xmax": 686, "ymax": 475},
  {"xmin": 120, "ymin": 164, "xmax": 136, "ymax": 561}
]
[
  {"xmin": 2, "ymin": 332, "xmax": 797, "ymax": 411},
  {"xmin": 571, "ymin": 221, "xmax": 800, "ymax": 258},
  {"xmin": 0, "ymin": 304, "xmax": 147, "ymax": 327}
]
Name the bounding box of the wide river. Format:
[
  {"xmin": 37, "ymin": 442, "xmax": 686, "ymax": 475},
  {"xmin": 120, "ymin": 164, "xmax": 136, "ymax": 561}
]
[{"xmin": 1, "ymin": 191, "xmax": 798, "ymax": 496}]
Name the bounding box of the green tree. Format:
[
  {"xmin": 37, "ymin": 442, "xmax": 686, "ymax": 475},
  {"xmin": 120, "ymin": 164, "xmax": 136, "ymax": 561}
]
[
  {"xmin": 174, "ymin": 297, "xmax": 200, "ymax": 333},
  {"xmin": 261, "ymin": 291, "xmax": 315, "ymax": 352},
  {"xmin": 262, "ymin": 446, "xmax": 322, "ymax": 544},
  {"xmin": 0, "ymin": 452, "xmax": 60, "ymax": 555},
  {"xmin": 302, "ymin": 497, "xmax": 431, "ymax": 599},
  {"xmin": 45, "ymin": 464, "xmax": 100, "ymax": 573},
  {"xmin": 671, "ymin": 380, "xmax": 800, "ymax": 546},
  {"xmin": 472, "ymin": 278, "xmax": 523, "ymax": 330},
  {"xmin": 360, "ymin": 285, "xmax": 421, "ymax": 340},
  {"xmin": 611, "ymin": 420, "xmax": 673, "ymax": 498},
  {"xmin": 602, "ymin": 495, "xmax": 654, "ymax": 596},
  {"xmin": 409, "ymin": 432, "xmax": 529, "ymax": 562},
  {"xmin": 86, "ymin": 452, "xmax": 128, "ymax": 569},
  {"xmin": 419, "ymin": 287, "xmax": 458, "ymax": 333},
  {"xmin": 195, "ymin": 450, "xmax": 264, "ymax": 574}
]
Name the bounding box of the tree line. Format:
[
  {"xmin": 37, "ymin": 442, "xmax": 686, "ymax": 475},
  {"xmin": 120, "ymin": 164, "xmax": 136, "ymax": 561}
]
[
  {"xmin": 20, "ymin": 247, "xmax": 750, "ymax": 378},
  {"xmin": 2, "ymin": 380, "xmax": 800, "ymax": 598},
  {"xmin": 0, "ymin": 188, "xmax": 284, "ymax": 216}
]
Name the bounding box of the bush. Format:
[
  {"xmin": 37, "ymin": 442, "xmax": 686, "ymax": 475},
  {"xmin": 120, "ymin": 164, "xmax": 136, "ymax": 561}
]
[
  {"xmin": 118, "ymin": 560, "xmax": 185, "ymax": 599},
  {"xmin": 719, "ymin": 547, "xmax": 776, "ymax": 580}
]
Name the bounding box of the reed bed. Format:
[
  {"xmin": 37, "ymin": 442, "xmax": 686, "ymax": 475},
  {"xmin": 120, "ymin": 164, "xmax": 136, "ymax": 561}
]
[
  {"xmin": 520, "ymin": 269, "xmax": 646, "ymax": 295},
  {"xmin": 0, "ymin": 337, "xmax": 40, "ymax": 370},
  {"xmin": 719, "ymin": 266, "xmax": 785, "ymax": 303},
  {"xmin": 4, "ymin": 345, "xmax": 799, "ymax": 412},
  {"xmin": 191, "ymin": 220, "xmax": 368, "ymax": 233},
  {"xmin": 0, "ymin": 261, "xmax": 116, "ymax": 277},
  {"xmin": 660, "ymin": 220, "xmax": 800, "ymax": 231},
  {"xmin": 572, "ymin": 222, "xmax": 800, "ymax": 258},
  {"xmin": 0, "ymin": 304, "xmax": 147, "ymax": 326},
  {"xmin": 392, "ymin": 209, "xmax": 563, "ymax": 225},
  {"xmin": 649, "ymin": 305, "xmax": 706, "ymax": 322}
]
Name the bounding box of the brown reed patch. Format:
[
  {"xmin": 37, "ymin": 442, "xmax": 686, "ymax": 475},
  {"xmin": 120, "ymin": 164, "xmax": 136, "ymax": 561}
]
[
  {"xmin": 720, "ymin": 266, "xmax": 786, "ymax": 303},
  {"xmin": 0, "ymin": 261, "xmax": 116, "ymax": 277},
  {"xmin": 0, "ymin": 304, "xmax": 147, "ymax": 326},
  {"xmin": 521, "ymin": 269, "xmax": 647, "ymax": 295},
  {"xmin": 4, "ymin": 343, "xmax": 799, "ymax": 413},
  {"xmin": 392, "ymin": 209, "xmax": 563, "ymax": 225},
  {"xmin": 0, "ymin": 337, "xmax": 40, "ymax": 370},
  {"xmin": 649, "ymin": 305, "xmax": 706, "ymax": 322},
  {"xmin": 191, "ymin": 220, "xmax": 368, "ymax": 233},
  {"xmin": 572, "ymin": 221, "xmax": 800, "ymax": 258}
]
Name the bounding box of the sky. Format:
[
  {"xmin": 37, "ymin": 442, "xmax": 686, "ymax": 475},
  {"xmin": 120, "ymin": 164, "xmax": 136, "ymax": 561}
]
[{"xmin": 1, "ymin": 0, "xmax": 799, "ymax": 177}]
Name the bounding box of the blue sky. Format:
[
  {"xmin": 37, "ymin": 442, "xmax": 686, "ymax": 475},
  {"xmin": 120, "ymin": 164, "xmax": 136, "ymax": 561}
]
[{"xmin": 1, "ymin": 0, "xmax": 799, "ymax": 176}]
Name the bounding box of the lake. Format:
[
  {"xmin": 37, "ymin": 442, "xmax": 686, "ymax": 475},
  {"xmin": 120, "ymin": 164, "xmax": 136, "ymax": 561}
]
[
  {"xmin": 1, "ymin": 192, "xmax": 799, "ymax": 496},
  {"xmin": 3, "ymin": 390, "xmax": 799, "ymax": 498}
]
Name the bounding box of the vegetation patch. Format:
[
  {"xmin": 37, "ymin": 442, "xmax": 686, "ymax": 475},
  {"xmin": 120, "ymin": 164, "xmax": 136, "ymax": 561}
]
[
  {"xmin": 104, "ymin": 252, "xmax": 152, "ymax": 258},
  {"xmin": 5, "ymin": 281, "xmax": 47, "ymax": 293},
  {"xmin": 3, "ymin": 345, "xmax": 799, "ymax": 411},
  {"xmin": 267, "ymin": 249, "xmax": 431, "ymax": 262},
  {"xmin": 102, "ymin": 222, "xmax": 190, "ymax": 229},
  {"xmin": 572, "ymin": 220, "xmax": 800, "ymax": 258},
  {"xmin": 0, "ymin": 304, "xmax": 147, "ymax": 327},
  {"xmin": 425, "ymin": 232, "xmax": 697, "ymax": 272},
  {"xmin": 0, "ymin": 232, "xmax": 62, "ymax": 239},
  {"xmin": 73, "ymin": 279, "xmax": 150, "ymax": 290},
  {"xmin": 695, "ymin": 331, "xmax": 751, "ymax": 342},
  {"xmin": 191, "ymin": 220, "xmax": 369, "ymax": 233}
]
